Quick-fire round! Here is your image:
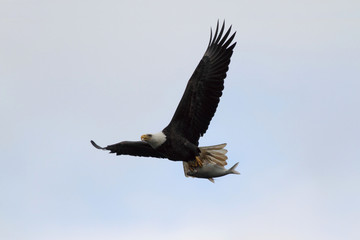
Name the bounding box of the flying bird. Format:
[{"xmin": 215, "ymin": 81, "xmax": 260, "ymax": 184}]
[{"xmin": 91, "ymin": 21, "xmax": 237, "ymax": 181}]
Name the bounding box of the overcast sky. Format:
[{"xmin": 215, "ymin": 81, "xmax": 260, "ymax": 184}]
[{"xmin": 1, "ymin": 0, "xmax": 359, "ymax": 239}]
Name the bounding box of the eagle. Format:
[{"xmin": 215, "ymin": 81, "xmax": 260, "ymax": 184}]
[{"xmin": 91, "ymin": 21, "xmax": 237, "ymax": 177}]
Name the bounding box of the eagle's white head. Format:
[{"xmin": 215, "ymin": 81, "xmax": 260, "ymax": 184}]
[{"xmin": 141, "ymin": 131, "xmax": 166, "ymax": 148}]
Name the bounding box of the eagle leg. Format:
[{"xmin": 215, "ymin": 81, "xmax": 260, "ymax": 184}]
[
  {"xmin": 195, "ymin": 156, "xmax": 203, "ymax": 167},
  {"xmin": 188, "ymin": 156, "xmax": 203, "ymax": 171}
]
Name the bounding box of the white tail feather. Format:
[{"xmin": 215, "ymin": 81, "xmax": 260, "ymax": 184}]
[{"xmin": 199, "ymin": 143, "xmax": 228, "ymax": 166}]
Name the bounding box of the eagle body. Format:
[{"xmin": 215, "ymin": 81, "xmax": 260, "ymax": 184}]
[
  {"xmin": 153, "ymin": 129, "xmax": 200, "ymax": 162},
  {"xmin": 91, "ymin": 21, "xmax": 237, "ymax": 179}
]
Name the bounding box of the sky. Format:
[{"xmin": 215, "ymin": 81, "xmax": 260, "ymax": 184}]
[{"xmin": 1, "ymin": 0, "xmax": 359, "ymax": 239}]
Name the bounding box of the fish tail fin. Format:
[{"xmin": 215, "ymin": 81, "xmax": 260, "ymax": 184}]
[{"xmin": 228, "ymin": 162, "xmax": 240, "ymax": 175}]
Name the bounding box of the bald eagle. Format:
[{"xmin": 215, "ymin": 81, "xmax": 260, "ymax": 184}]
[{"xmin": 91, "ymin": 21, "xmax": 236, "ymax": 174}]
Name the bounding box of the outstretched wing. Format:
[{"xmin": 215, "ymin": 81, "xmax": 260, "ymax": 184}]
[
  {"xmin": 164, "ymin": 21, "xmax": 236, "ymax": 144},
  {"xmin": 90, "ymin": 140, "xmax": 165, "ymax": 158}
]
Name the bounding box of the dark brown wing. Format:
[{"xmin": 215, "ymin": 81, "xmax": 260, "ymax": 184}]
[
  {"xmin": 90, "ymin": 140, "xmax": 166, "ymax": 158},
  {"xmin": 164, "ymin": 21, "xmax": 236, "ymax": 144}
]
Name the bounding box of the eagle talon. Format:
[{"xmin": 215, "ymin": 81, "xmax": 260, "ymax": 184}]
[
  {"xmin": 195, "ymin": 156, "xmax": 203, "ymax": 167},
  {"xmin": 187, "ymin": 156, "xmax": 203, "ymax": 171}
]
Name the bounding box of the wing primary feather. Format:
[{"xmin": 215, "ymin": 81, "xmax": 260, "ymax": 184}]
[
  {"xmin": 214, "ymin": 20, "xmax": 225, "ymax": 44},
  {"xmin": 90, "ymin": 140, "xmax": 106, "ymax": 150},
  {"xmin": 218, "ymin": 25, "xmax": 232, "ymax": 46},
  {"xmin": 208, "ymin": 27, "xmax": 213, "ymax": 47},
  {"xmin": 223, "ymin": 32, "xmax": 237, "ymax": 49},
  {"xmin": 213, "ymin": 20, "xmax": 220, "ymax": 44}
]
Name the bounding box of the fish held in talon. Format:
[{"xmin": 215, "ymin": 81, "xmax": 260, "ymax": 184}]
[{"xmin": 186, "ymin": 162, "xmax": 240, "ymax": 183}]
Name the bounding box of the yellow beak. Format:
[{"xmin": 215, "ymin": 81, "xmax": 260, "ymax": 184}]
[{"xmin": 141, "ymin": 134, "xmax": 148, "ymax": 141}]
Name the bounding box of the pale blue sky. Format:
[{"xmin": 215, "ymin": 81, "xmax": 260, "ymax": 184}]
[{"xmin": 1, "ymin": 0, "xmax": 359, "ymax": 239}]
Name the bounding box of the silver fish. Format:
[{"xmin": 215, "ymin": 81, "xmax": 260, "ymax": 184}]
[{"xmin": 186, "ymin": 162, "xmax": 240, "ymax": 183}]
